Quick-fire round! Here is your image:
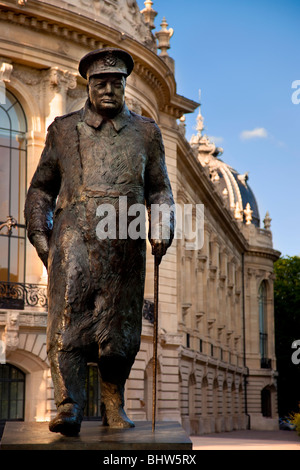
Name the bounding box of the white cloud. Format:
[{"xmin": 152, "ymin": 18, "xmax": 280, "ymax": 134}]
[{"xmin": 240, "ymin": 127, "xmax": 268, "ymax": 140}]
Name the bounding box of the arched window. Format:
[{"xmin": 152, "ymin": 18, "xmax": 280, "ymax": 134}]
[
  {"xmin": 0, "ymin": 89, "xmax": 27, "ymax": 283},
  {"xmin": 259, "ymin": 281, "xmax": 270, "ymax": 368},
  {"xmin": 0, "ymin": 363, "xmax": 25, "ymax": 437}
]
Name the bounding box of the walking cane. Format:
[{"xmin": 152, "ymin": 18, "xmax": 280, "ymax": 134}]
[{"xmin": 152, "ymin": 253, "xmax": 161, "ymax": 433}]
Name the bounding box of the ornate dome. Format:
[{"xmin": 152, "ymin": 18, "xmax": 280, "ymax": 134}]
[
  {"xmin": 213, "ymin": 161, "xmax": 260, "ymax": 228},
  {"xmin": 190, "ymin": 107, "xmax": 261, "ymax": 228}
]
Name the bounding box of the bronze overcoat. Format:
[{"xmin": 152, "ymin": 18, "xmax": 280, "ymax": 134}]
[{"xmin": 25, "ymin": 101, "xmax": 174, "ymax": 363}]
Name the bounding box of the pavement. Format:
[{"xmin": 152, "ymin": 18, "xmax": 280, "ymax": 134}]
[{"xmin": 191, "ymin": 430, "xmax": 300, "ymax": 450}]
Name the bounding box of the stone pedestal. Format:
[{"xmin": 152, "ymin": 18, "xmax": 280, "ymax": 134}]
[{"xmin": 0, "ymin": 421, "xmax": 192, "ymax": 451}]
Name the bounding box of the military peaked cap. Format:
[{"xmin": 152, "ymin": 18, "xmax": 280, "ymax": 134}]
[{"xmin": 79, "ymin": 48, "xmax": 134, "ymax": 80}]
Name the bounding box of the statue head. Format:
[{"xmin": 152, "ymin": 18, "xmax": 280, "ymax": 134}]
[{"xmin": 79, "ymin": 48, "xmax": 134, "ymax": 118}]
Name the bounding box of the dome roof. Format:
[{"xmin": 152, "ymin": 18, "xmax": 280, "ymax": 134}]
[
  {"xmin": 213, "ymin": 162, "xmax": 260, "ymax": 228},
  {"xmin": 190, "ymin": 107, "xmax": 260, "ymax": 228}
]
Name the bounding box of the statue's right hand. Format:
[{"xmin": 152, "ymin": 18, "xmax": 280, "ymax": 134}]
[{"xmin": 31, "ymin": 232, "xmax": 49, "ymax": 269}]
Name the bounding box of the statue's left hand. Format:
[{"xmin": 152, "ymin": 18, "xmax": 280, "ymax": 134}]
[{"xmin": 31, "ymin": 232, "xmax": 49, "ymax": 269}]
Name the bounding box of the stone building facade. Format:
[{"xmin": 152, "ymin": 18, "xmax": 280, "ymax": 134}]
[{"xmin": 0, "ymin": 0, "xmax": 280, "ymax": 437}]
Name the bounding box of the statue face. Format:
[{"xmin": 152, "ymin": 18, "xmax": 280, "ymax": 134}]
[{"xmin": 88, "ymin": 73, "xmax": 126, "ymax": 118}]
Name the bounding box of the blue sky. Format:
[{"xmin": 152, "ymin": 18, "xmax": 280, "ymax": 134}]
[{"xmin": 137, "ymin": 0, "xmax": 300, "ymax": 257}]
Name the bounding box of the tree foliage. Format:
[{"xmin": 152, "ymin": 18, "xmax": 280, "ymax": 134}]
[{"xmin": 274, "ymin": 256, "xmax": 300, "ymax": 416}]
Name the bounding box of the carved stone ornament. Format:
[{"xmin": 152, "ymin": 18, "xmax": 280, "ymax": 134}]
[
  {"xmin": 140, "ymin": 0, "xmax": 157, "ymax": 30},
  {"xmin": 12, "ymin": 66, "xmax": 41, "ymax": 86},
  {"xmin": 45, "ymin": 67, "xmax": 77, "ymax": 92},
  {"xmin": 4, "ymin": 312, "xmax": 20, "ymax": 351},
  {"xmin": 155, "ymin": 17, "xmax": 174, "ymax": 57},
  {"xmin": 5, "ymin": 331, "xmax": 19, "ymax": 351},
  {"xmin": 0, "ymin": 60, "xmax": 13, "ymax": 82},
  {"xmin": 178, "ymin": 115, "xmax": 186, "ymax": 137},
  {"xmin": 244, "ymin": 202, "xmax": 253, "ymax": 225},
  {"xmin": 7, "ymin": 311, "xmax": 20, "ymax": 329},
  {"xmin": 263, "ymin": 211, "xmax": 272, "ymax": 230},
  {"xmin": 125, "ymin": 96, "xmax": 142, "ymax": 115},
  {"xmin": 45, "ymin": 0, "xmax": 157, "ymax": 50},
  {"xmin": 234, "ymin": 202, "xmax": 243, "ymax": 221}
]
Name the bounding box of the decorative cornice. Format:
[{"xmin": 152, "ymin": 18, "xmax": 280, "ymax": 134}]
[
  {"xmin": 245, "ymin": 246, "xmax": 281, "ymax": 262},
  {"xmin": 0, "ymin": 6, "xmax": 105, "ymax": 49},
  {"xmin": 0, "ymin": 1, "xmax": 198, "ymax": 117},
  {"xmin": 0, "ymin": 309, "xmax": 48, "ymax": 328}
]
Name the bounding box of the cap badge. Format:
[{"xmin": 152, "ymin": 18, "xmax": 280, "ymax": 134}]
[{"xmin": 103, "ymin": 52, "xmax": 117, "ymax": 67}]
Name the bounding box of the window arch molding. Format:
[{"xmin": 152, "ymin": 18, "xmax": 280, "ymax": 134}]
[
  {"xmin": 5, "ymin": 76, "xmax": 42, "ymax": 135},
  {"xmin": 3, "ymin": 348, "xmax": 49, "ymax": 424},
  {"xmin": 3, "ymin": 76, "xmax": 45, "ymax": 185},
  {"xmin": 0, "ymin": 362, "xmax": 26, "ymax": 437},
  {"xmin": 2, "ymin": 76, "xmax": 45, "ymax": 284},
  {"xmin": 0, "ymin": 88, "xmax": 28, "ymax": 283}
]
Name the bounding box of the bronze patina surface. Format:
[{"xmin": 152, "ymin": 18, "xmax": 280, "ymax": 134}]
[
  {"xmin": 24, "ymin": 48, "xmax": 174, "ymax": 436},
  {"xmin": 1, "ymin": 421, "xmax": 192, "ymax": 450}
]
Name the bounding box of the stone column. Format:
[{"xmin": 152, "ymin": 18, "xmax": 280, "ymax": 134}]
[
  {"xmin": 155, "ymin": 124, "xmax": 178, "ymax": 334},
  {"xmin": 267, "ymin": 272, "xmax": 276, "ymax": 367},
  {"xmin": 43, "ymin": 67, "xmax": 77, "ymax": 129},
  {"xmin": 182, "ymin": 250, "xmax": 193, "ymax": 328},
  {"xmin": 26, "ymin": 127, "xmax": 49, "ymax": 283},
  {"xmin": 25, "ymin": 68, "xmax": 76, "ymax": 284},
  {"xmin": 245, "ymin": 267, "xmax": 259, "ymax": 369},
  {"xmin": 196, "ymin": 255, "xmax": 207, "ymax": 323}
]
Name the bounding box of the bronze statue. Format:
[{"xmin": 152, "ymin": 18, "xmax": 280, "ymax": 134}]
[{"xmin": 24, "ymin": 48, "xmax": 174, "ymax": 436}]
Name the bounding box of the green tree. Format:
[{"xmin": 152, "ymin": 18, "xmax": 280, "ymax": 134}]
[{"xmin": 274, "ymin": 256, "xmax": 300, "ymax": 416}]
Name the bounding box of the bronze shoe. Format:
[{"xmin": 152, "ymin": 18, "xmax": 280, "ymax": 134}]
[
  {"xmin": 102, "ymin": 405, "xmax": 135, "ymax": 429},
  {"xmin": 100, "ymin": 382, "xmax": 135, "ymax": 429},
  {"xmin": 49, "ymin": 402, "xmax": 82, "ymax": 436}
]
